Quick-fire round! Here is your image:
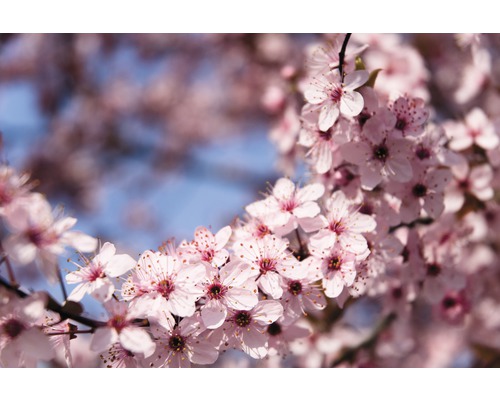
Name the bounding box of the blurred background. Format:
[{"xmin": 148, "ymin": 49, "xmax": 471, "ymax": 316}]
[{"xmin": 0, "ymin": 34, "xmax": 316, "ymax": 255}]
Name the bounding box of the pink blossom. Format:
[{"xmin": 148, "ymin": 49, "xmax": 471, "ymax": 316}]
[
  {"xmin": 445, "ymin": 163, "xmax": 494, "ymax": 213},
  {"xmin": 304, "ymin": 70, "xmax": 369, "ymax": 131},
  {"xmin": 121, "ymin": 250, "xmax": 205, "ymax": 317},
  {"xmin": 234, "ymin": 234, "xmax": 302, "ymax": 299},
  {"xmin": 200, "ymin": 260, "xmax": 258, "ymax": 329},
  {"xmin": 389, "ymin": 167, "xmax": 452, "ymax": 223},
  {"xmin": 0, "ymin": 165, "xmax": 31, "ymax": 213},
  {"xmin": 180, "ymin": 225, "xmax": 232, "ymax": 269},
  {"xmin": 90, "ymin": 300, "xmax": 155, "ymax": 358},
  {"xmin": 148, "ymin": 313, "xmax": 218, "ymax": 368},
  {"xmin": 445, "ymin": 108, "xmax": 499, "ymax": 151},
  {"xmin": 341, "ymin": 110, "xmax": 414, "ymax": 189},
  {"xmin": 245, "ymin": 177, "xmax": 324, "ymax": 235},
  {"xmin": 2, "ymin": 193, "xmax": 97, "ymax": 280},
  {"xmin": 0, "ymin": 293, "xmax": 55, "ymax": 367},
  {"xmin": 66, "ymin": 242, "xmax": 136, "ymax": 302},
  {"xmin": 308, "ymin": 241, "xmax": 358, "ymax": 298},
  {"xmin": 310, "ymin": 190, "xmax": 376, "ymax": 255},
  {"xmin": 265, "ymin": 317, "xmax": 311, "ymax": 357},
  {"xmin": 100, "ymin": 343, "xmax": 142, "ymax": 368},
  {"xmin": 390, "ymin": 96, "xmax": 429, "ymax": 137},
  {"xmin": 214, "ymin": 300, "xmax": 283, "ymax": 359},
  {"xmin": 269, "ymin": 105, "xmax": 301, "ymax": 154}
]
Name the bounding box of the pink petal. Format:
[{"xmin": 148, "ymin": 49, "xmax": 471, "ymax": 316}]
[
  {"xmin": 318, "ymin": 103, "xmax": 340, "ymax": 132},
  {"xmin": 340, "ymin": 90, "xmax": 364, "ymax": 117},
  {"xmin": 273, "ymin": 178, "xmax": 296, "ymax": 199},
  {"xmin": 90, "ymin": 327, "xmax": 118, "ymax": 353},
  {"xmin": 293, "ymin": 201, "xmax": 320, "ymax": 219},
  {"xmin": 341, "ymin": 141, "xmax": 372, "ymax": 165},
  {"xmin": 258, "ymin": 273, "xmax": 283, "ymax": 299},
  {"xmin": 343, "ymin": 70, "xmax": 369, "ymax": 90},
  {"xmin": 296, "ymin": 183, "xmax": 325, "ymax": 203},
  {"xmin": 105, "ymin": 254, "xmax": 137, "ymax": 277},
  {"xmin": 214, "ymin": 226, "xmax": 232, "ymax": 250},
  {"xmin": 423, "ymin": 193, "xmax": 445, "ymax": 219},
  {"xmin": 323, "ymin": 273, "xmax": 344, "ymax": 298},
  {"xmin": 120, "ymin": 327, "xmax": 156, "ymax": 357},
  {"xmin": 94, "ymin": 242, "xmax": 116, "ymax": 265},
  {"xmin": 240, "ymin": 328, "xmax": 268, "ymax": 359},
  {"xmin": 252, "ymin": 300, "xmax": 284, "ymax": 325},
  {"xmin": 189, "ymin": 341, "xmax": 219, "ymax": 365},
  {"xmin": 201, "ymin": 300, "xmax": 227, "ymax": 329},
  {"xmin": 18, "ymin": 329, "xmax": 55, "ymax": 361},
  {"xmin": 225, "ymin": 287, "xmax": 259, "ymax": 311},
  {"xmin": 3, "ymin": 235, "xmax": 37, "ymax": 265}
]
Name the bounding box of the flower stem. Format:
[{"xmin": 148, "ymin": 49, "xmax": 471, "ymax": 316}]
[{"xmin": 338, "ymin": 33, "xmax": 352, "ymax": 82}]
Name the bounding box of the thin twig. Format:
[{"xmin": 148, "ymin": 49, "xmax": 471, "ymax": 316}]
[
  {"xmin": 56, "ymin": 264, "xmax": 68, "ymax": 301},
  {"xmin": 0, "ymin": 245, "xmax": 18, "ymax": 288},
  {"xmin": 338, "ymin": 33, "xmax": 352, "ymax": 82}
]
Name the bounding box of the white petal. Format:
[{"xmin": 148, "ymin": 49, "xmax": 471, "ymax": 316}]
[
  {"xmin": 252, "ymin": 300, "xmax": 284, "ymax": 325},
  {"xmin": 340, "ymin": 91, "xmax": 364, "ymax": 117},
  {"xmin": 105, "ymin": 254, "xmax": 137, "ymax": 277},
  {"xmin": 120, "ymin": 327, "xmax": 156, "ymax": 358},
  {"xmin": 296, "ymin": 183, "xmax": 325, "ymax": 202},
  {"xmin": 201, "ymin": 300, "xmax": 227, "ymax": 329},
  {"xmin": 273, "ymin": 178, "xmax": 296, "ymax": 199},
  {"xmin": 318, "ymin": 104, "xmax": 339, "ymax": 131},
  {"xmin": 189, "ymin": 342, "xmax": 219, "ymax": 365},
  {"xmin": 90, "ymin": 328, "xmax": 118, "ymax": 353}
]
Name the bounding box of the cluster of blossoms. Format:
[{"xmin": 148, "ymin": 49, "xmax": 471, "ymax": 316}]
[{"xmin": 2, "ymin": 33, "xmax": 500, "ymax": 368}]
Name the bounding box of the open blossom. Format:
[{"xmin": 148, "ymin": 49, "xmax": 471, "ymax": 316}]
[
  {"xmin": 90, "ymin": 300, "xmax": 155, "ymax": 358},
  {"xmin": 389, "ymin": 166, "xmax": 452, "ymax": 223},
  {"xmin": 214, "ymin": 300, "xmax": 284, "ymax": 359},
  {"xmin": 310, "ymin": 190, "xmax": 376, "ymax": 255},
  {"xmin": 390, "ymin": 96, "xmax": 429, "ymax": 137},
  {"xmin": 245, "ymin": 177, "xmax": 324, "ymax": 235},
  {"xmin": 2, "ymin": 193, "xmax": 97, "ymax": 280},
  {"xmin": 280, "ymin": 262, "xmax": 327, "ymax": 325},
  {"xmin": 445, "ymin": 108, "xmax": 499, "ymax": 151},
  {"xmin": 0, "ymin": 293, "xmax": 54, "ymax": 367},
  {"xmin": 304, "ymin": 69, "xmax": 369, "ymax": 131},
  {"xmin": 341, "ymin": 109, "xmax": 414, "ymax": 189},
  {"xmin": 0, "ymin": 165, "xmax": 31, "ymax": 213},
  {"xmin": 299, "ymin": 106, "xmax": 349, "ymax": 174},
  {"xmin": 121, "ymin": 250, "xmax": 205, "ymax": 317},
  {"xmin": 265, "ymin": 317, "xmax": 311, "ymax": 357},
  {"xmin": 199, "ymin": 260, "xmax": 258, "ymax": 329},
  {"xmin": 180, "ymin": 225, "xmax": 232, "ymax": 269},
  {"xmin": 66, "ymin": 242, "xmax": 136, "ymax": 302},
  {"xmin": 307, "ymin": 241, "xmax": 358, "ymax": 299},
  {"xmin": 234, "ymin": 234, "xmax": 302, "ymax": 299},
  {"xmin": 148, "ymin": 313, "xmax": 218, "ymax": 368},
  {"xmin": 445, "ymin": 163, "xmax": 494, "ymax": 213}
]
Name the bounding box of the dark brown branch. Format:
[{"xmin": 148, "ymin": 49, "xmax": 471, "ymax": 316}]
[
  {"xmin": 0, "ymin": 274, "xmax": 106, "ymax": 328},
  {"xmin": 338, "ymin": 33, "xmax": 352, "ymax": 82},
  {"xmin": 330, "ymin": 312, "xmax": 396, "ymax": 367}
]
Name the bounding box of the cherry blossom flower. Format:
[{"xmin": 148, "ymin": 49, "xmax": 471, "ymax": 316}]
[
  {"xmin": 304, "ymin": 69, "xmax": 369, "ymax": 132},
  {"xmin": 245, "ymin": 177, "xmax": 324, "ymax": 235},
  {"xmin": 99, "ymin": 342, "xmax": 142, "ymax": 368},
  {"xmin": 65, "ymin": 242, "xmax": 136, "ymax": 302},
  {"xmin": 148, "ymin": 313, "xmax": 218, "ymax": 368},
  {"xmin": 390, "ymin": 96, "xmax": 429, "ymax": 137},
  {"xmin": 0, "ymin": 166, "xmax": 31, "ymax": 214},
  {"xmin": 265, "ymin": 317, "xmax": 311, "ymax": 357},
  {"xmin": 121, "ymin": 250, "xmax": 205, "ymax": 317},
  {"xmin": 445, "ymin": 108, "xmax": 499, "ymax": 151},
  {"xmin": 234, "ymin": 234, "xmax": 302, "ymax": 299},
  {"xmin": 180, "ymin": 225, "xmax": 232, "ymax": 269},
  {"xmin": 299, "ymin": 107, "xmax": 349, "ymax": 174},
  {"xmin": 341, "ymin": 110, "xmax": 414, "ymax": 189},
  {"xmin": 214, "ymin": 300, "xmax": 283, "ymax": 359},
  {"xmin": 280, "ymin": 262, "xmax": 326, "ymax": 325},
  {"xmin": 437, "ymin": 290, "xmax": 471, "ymax": 325},
  {"xmin": 90, "ymin": 300, "xmax": 155, "ymax": 358},
  {"xmin": 310, "ymin": 190, "xmax": 376, "ymax": 255},
  {"xmin": 389, "ymin": 167, "xmax": 452, "ymax": 223},
  {"xmin": 444, "ymin": 163, "xmax": 494, "ymax": 213},
  {"xmin": 269, "ymin": 105, "xmax": 301, "ymax": 154},
  {"xmin": 199, "ymin": 260, "xmax": 258, "ymax": 329},
  {"xmin": 2, "ymin": 193, "xmax": 97, "ymax": 280},
  {"xmin": 0, "ymin": 293, "xmax": 54, "ymax": 367},
  {"xmin": 308, "ymin": 241, "xmax": 358, "ymax": 298}
]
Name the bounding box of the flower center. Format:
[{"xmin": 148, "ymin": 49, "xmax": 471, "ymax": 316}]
[
  {"xmin": 156, "ymin": 279, "xmax": 175, "ymax": 299},
  {"xmin": 207, "ymin": 282, "xmax": 226, "ymax": 300},
  {"xmin": 329, "ymin": 220, "xmax": 345, "ymax": 234},
  {"xmin": 442, "ymin": 296, "xmax": 457, "ymax": 309},
  {"xmin": 168, "ymin": 335, "xmax": 186, "ymax": 352},
  {"xmin": 256, "ymin": 223, "xmax": 271, "ymax": 238},
  {"xmin": 373, "ymin": 144, "xmax": 389, "ymax": 162},
  {"xmin": 259, "ymin": 258, "xmax": 277, "ymax": 274},
  {"xmin": 88, "ymin": 263, "xmax": 105, "ymax": 282},
  {"xmin": 288, "ymin": 280, "xmax": 303, "ymax": 296},
  {"xmin": 201, "ymin": 249, "xmax": 214, "ymax": 263},
  {"xmin": 234, "ymin": 311, "xmax": 252, "ymax": 327},
  {"xmin": 319, "ymin": 130, "xmax": 333, "ymax": 141},
  {"xmin": 108, "ymin": 315, "xmax": 128, "ymax": 333},
  {"xmin": 280, "ymin": 198, "xmax": 297, "ymax": 212},
  {"xmin": 327, "ymin": 256, "xmax": 342, "ymax": 271},
  {"xmin": 329, "ymin": 85, "xmax": 343, "ymax": 103},
  {"xmin": 395, "ymin": 118, "xmax": 407, "ymax": 131},
  {"xmin": 267, "ymin": 322, "xmax": 282, "ymax": 336},
  {"xmin": 412, "ymin": 183, "xmax": 428, "ymax": 198},
  {"xmin": 416, "ymin": 146, "xmax": 431, "ymax": 160},
  {"xmin": 426, "ymin": 263, "xmax": 442, "ymax": 277},
  {"xmin": 2, "ymin": 319, "xmax": 25, "ymax": 339}
]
